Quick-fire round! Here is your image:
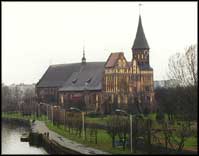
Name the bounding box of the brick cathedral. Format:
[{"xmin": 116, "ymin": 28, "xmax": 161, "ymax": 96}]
[{"xmin": 36, "ymin": 14, "xmax": 154, "ymax": 114}]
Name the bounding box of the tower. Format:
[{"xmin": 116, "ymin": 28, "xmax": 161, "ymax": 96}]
[
  {"xmin": 131, "ymin": 7, "xmax": 155, "ymax": 112},
  {"xmin": 132, "ymin": 15, "xmax": 150, "ymax": 66}
]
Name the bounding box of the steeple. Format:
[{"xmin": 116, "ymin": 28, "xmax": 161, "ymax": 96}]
[
  {"xmin": 131, "ymin": 5, "xmax": 150, "ymax": 66},
  {"xmin": 82, "ymin": 45, "xmax": 86, "ymax": 64},
  {"xmin": 132, "ymin": 15, "xmax": 149, "ymax": 50}
]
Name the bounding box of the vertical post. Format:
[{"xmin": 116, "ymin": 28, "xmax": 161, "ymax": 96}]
[
  {"xmin": 38, "ymin": 103, "xmax": 40, "ymax": 117},
  {"xmin": 34, "ymin": 100, "xmax": 36, "ymax": 119},
  {"xmin": 46, "ymin": 104, "xmax": 48, "ymax": 121},
  {"xmin": 130, "ymin": 114, "xmax": 132, "ymax": 152},
  {"xmin": 52, "ymin": 106, "xmax": 54, "ymax": 125},
  {"xmin": 64, "ymin": 110, "xmax": 66, "ymax": 129},
  {"xmin": 82, "ymin": 112, "xmax": 85, "ymax": 140}
]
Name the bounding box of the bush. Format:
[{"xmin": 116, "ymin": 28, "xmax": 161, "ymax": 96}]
[
  {"xmin": 87, "ymin": 111, "xmax": 102, "ymax": 118},
  {"xmin": 143, "ymin": 108, "xmax": 149, "ymax": 116},
  {"xmin": 156, "ymin": 111, "xmax": 165, "ymax": 122}
]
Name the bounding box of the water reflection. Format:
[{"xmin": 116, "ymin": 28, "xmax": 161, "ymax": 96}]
[{"xmin": 2, "ymin": 122, "xmax": 48, "ymax": 154}]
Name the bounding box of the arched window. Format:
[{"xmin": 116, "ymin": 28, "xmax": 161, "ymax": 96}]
[
  {"xmin": 61, "ymin": 95, "xmax": 64, "ymax": 104},
  {"xmin": 118, "ymin": 59, "xmax": 122, "ymax": 67},
  {"xmin": 118, "ymin": 95, "xmax": 120, "ymax": 104},
  {"xmin": 125, "ymin": 95, "xmax": 128, "ymax": 104}
]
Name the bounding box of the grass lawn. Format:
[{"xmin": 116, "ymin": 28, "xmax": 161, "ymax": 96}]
[{"xmin": 85, "ymin": 115, "xmax": 111, "ymax": 125}]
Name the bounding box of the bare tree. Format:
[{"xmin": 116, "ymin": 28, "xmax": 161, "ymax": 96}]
[
  {"xmin": 168, "ymin": 44, "xmax": 197, "ymax": 87},
  {"xmin": 185, "ymin": 45, "xmax": 197, "ymax": 86},
  {"xmin": 2, "ymin": 84, "xmax": 12, "ymax": 111}
]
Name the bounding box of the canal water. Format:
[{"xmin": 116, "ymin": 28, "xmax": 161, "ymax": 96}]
[{"xmin": 2, "ymin": 121, "xmax": 48, "ymax": 154}]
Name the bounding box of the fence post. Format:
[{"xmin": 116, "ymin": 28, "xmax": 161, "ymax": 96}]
[
  {"xmin": 130, "ymin": 114, "xmax": 132, "ymax": 153},
  {"xmin": 38, "ymin": 103, "xmax": 40, "ymax": 117},
  {"xmin": 64, "ymin": 110, "xmax": 66, "ymax": 129},
  {"xmin": 82, "ymin": 112, "xmax": 85, "ymax": 140},
  {"xmin": 34, "ymin": 102, "xmax": 36, "ymax": 119},
  {"xmin": 46, "ymin": 104, "xmax": 48, "ymax": 121},
  {"xmin": 51, "ymin": 106, "xmax": 54, "ymax": 125}
]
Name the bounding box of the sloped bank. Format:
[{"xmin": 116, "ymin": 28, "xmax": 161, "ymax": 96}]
[{"xmin": 29, "ymin": 132, "xmax": 81, "ymax": 154}]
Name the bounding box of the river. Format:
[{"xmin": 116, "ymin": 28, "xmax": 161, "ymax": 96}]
[{"xmin": 2, "ymin": 121, "xmax": 48, "ymax": 154}]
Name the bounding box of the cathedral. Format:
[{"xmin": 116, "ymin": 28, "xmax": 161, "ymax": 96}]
[{"xmin": 36, "ymin": 14, "xmax": 154, "ymax": 114}]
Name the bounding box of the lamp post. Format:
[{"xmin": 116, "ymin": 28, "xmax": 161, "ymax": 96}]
[
  {"xmin": 84, "ymin": 82, "xmax": 88, "ymax": 115},
  {"xmin": 115, "ymin": 109, "xmax": 133, "ymax": 153},
  {"xmin": 70, "ymin": 107, "xmax": 85, "ymax": 140},
  {"xmin": 52, "ymin": 105, "xmax": 54, "ymax": 125},
  {"xmin": 46, "ymin": 103, "xmax": 48, "ymax": 121}
]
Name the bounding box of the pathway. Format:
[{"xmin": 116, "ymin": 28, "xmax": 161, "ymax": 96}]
[{"xmin": 31, "ymin": 120, "xmax": 110, "ymax": 155}]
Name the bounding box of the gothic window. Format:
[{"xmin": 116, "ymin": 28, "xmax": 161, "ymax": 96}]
[
  {"xmin": 145, "ymin": 86, "xmax": 150, "ymax": 91},
  {"xmin": 118, "ymin": 95, "xmax": 120, "ymax": 104},
  {"xmin": 122, "ymin": 59, "xmax": 126, "ymax": 67},
  {"xmin": 111, "ymin": 94, "xmax": 114, "ymax": 103},
  {"xmin": 96, "ymin": 94, "xmax": 99, "ymax": 102},
  {"xmin": 61, "ymin": 95, "xmax": 64, "ymax": 104},
  {"xmin": 118, "ymin": 59, "xmax": 122, "ymax": 67},
  {"xmin": 147, "ymin": 96, "xmax": 150, "ymax": 102}
]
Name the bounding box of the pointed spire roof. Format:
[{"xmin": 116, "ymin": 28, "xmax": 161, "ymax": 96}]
[
  {"xmin": 82, "ymin": 45, "xmax": 86, "ymax": 64},
  {"xmin": 132, "ymin": 15, "xmax": 149, "ymax": 50}
]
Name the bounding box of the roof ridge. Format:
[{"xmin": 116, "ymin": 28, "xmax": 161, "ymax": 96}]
[{"xmin": 50, "ymin": 62, "xmax": 105, "ymax": 67}]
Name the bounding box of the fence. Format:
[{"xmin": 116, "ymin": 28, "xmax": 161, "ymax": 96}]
[{"xmin": 14, "ymin": 102, "xmax": 197, "ymax": 154}]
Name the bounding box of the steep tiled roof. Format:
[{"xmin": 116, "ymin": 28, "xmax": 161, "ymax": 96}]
[
  {"xmin": 36, "ymin": 63, "xmax": 81, "ymax": 88},
  {"xmin": 59, "ymin": 62, "xmax": 105, "ymax": 91},
  {"xmin": 36, "ymin": 62, "xmax": 105, "ymax": 91},
  {"xmin": 132, "ymin": 15, "xmax": 149, "ymax": 50}
]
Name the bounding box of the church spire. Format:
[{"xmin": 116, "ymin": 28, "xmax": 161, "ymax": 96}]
[
  {"xmin": 82, "ymin": 45, "xmax": 86, "ymax": 64},
  {"xmin": 132, "ymin": 6, "xmax": 149, "ymax": 50},
  {"xmin": 139, "ymin": 3, "xmax": 142, "ymax": 16}
]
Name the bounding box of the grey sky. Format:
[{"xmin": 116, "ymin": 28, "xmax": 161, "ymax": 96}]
[{"xmin": 2, "ymin": 2, "xmax": 197, "ymax": 85}]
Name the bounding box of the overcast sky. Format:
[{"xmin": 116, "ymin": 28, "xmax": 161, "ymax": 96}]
[{"xmin": 2, "ymin": 2, "xmax": 197, "ymax": 85}]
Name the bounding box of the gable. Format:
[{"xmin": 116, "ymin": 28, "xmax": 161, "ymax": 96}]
[{"xmin": 105, "ymin": 52, "xmax": 129, "ymax": 68}]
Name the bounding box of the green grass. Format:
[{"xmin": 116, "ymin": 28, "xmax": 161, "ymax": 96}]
[
  {"xmin": 184, "ymin": 137, "xmax": 197, "ymax": 147},
  {"xmin": 147, "ymin": 113, "xmax": 157, "ymax": 120}
]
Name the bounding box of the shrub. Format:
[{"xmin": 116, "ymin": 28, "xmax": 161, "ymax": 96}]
[
  {"xmin": 143, "ymin": 108, "xmax": 149, "ymax": 116},
  {"xmin": 87, "ymin": 111, "xmax": 102, "ymax": 118},
  {"xmin": 156, "ymin": 111, "xmax": 165, "ymax": 122}
]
